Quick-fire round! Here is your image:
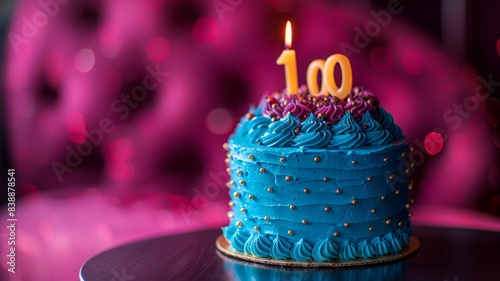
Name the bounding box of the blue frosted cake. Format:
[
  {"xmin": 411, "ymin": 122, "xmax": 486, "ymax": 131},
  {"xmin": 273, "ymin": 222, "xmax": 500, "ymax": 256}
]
[{"xmin": 222, "ymin": 86, "xmax": 413, "ymax": 262}]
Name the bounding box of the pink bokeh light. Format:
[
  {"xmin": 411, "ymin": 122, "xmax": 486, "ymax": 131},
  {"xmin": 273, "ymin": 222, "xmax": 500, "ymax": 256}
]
[
  {"xmin": 193, "ymin": 17, "xmax": 219, "ymax": 42},
  {"xmin": 402, "ymin": 50, "xmax": 425, "ymax": 76},
  {"xmin": 146, "ymin": 36, "xmax": 170, "ymax": 62},
  {"xmin": 66, "ymin": 112, "xmax": 88, "ymax": 144},
  {"xmin": 425, "ymin": 132, "xmax": 444, "ymax": 155},
  {"xmin": 497, "ymin": 38, "xmax": 500, "ymax": 56}
]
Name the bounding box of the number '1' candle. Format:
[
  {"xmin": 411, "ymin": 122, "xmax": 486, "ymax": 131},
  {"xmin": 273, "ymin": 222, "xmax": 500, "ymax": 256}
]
[{"xmin": 276, "ymin": 21, "xmax": 298, "ymax": 95}]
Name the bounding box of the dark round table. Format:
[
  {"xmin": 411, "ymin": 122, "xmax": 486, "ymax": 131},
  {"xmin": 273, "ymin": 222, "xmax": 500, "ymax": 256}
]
[{"xmin": 79, "ymin": 226, "xmax": 500, "ymax": 281}]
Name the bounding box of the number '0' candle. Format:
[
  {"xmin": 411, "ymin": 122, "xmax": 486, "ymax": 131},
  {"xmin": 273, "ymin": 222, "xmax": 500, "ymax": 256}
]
[{"xmin": 276, "ymin": 21, "xmax": 298, "ymax": 95}]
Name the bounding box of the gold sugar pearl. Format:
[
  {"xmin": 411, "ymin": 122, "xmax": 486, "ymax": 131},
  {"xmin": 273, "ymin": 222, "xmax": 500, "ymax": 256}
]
[
  {"xmin": 410, "ymin": 147, "xmax": 414, "ymax": 152},
  {"xmin": 280, "ymin": 157, "xmax": 285, "ymax": 162},
  {"xmin": 239, "ymin": 180, "xmax": 245, "ymax": 185},
  {"xmin": 249, "ymin": 154, "xmax": 255, "ymax": 160},
  {"xmin": 267, "ymin": 187, "xmax": 273, "ymax": 193},
  {"xmin": 227, "ymin": 212, "xmax": 233, "ymax": 218},
  {"xmin": 408, "ymin": 212, "xmax": 413, "ymax": 217},
  {"xmin": 294, "ymin": 128, "xmax": 301, "ymax": 134},
  {"xmin": 352, "ymin": 160, "xmax": 357, "ymax": 164},
  {"xmin": 236, "ymin": 221, "xmax": 243, "ymax": 227},
  {"xmin": 398, "ymin": 221, "xmax": 403, "ymax": 227},
  {"xmin": 371, "ymin": 209, "xmax": 376, "ymax": 213},
  {"xmin": 385, "ymin": 219, "xmax": 391, "ymax": 225},
  {"xmin": 407, "ymin": 184, "xmax": 413, "ymax": 190},
  {"xmin": 226, "ymin": 182, "xmax": 231, "ymax": 188},
  {"xmin": 344, "ymin": 222, "xmax": 350, "ymax": 227},
  {"xmin": 410, "ymin": 199, "xmax": 415, "ymax": 204},
  {"xmin": 248, "ymin": 195, "xmax": 254, "ymax": 199},
  {"xmin": 285, "ymin": 176, "xmax": 292, "ymax": 181},
  {"xmin": 410, "ymin": 163, "xmax": 415, "ymax": 168},
  {"xmin": 254, "ymin": 226, "xmax": 259, "ymax": 231},
  {"xmin": 225, "ymin": 158, "xmax": 230, "ymax": 165},
  {"xmin": 368, "ymin": 226, "xmax": 373, "ymax": 231},
  {"xmin": 314, "ymin": 157, "xmax": 321, "ymax": 162},
  {"xmin": 260, "ymin": 168, "xmax": 265, "ymax": 173},
  {"xmin": 323, "ymin": 177, "xmax": 328, "ymax": 181},
  {"xmin": 333, "ymin": 232, "xmax": 339, "ymax": 237},
  {"xmin": 383, "ymin": 157, "xmax": 388, "ymax": 162},
  {"xmin": 405, "ymin": 168, "xmax": 410, "ymax": 174},
  {"xmin": 223, "ymin": 143, "xmax": 229, "ymax": 151},
  {"xmin": 395, "ymin": 189, "xmax": 400, "ymax": 195},
  {"xmin": 405, "ymin": 203, "xmax": 410, "ymax": 209},
  {"xmin": 264, "ymin": 216, "xmax": 270, "ymax": 221},
  {"xmin": 240, "ymin": 208, "xmax": 246, "ymax": 213},
  {"xmin": 236, "ymin": 170, "xmax": 242, "ymax": 175},
  {"xmin": 246, "ymin": 113, "xmax": 255, "ymax": 119},
  {"xmin": 226, "ymin": 168, "xmax": 231, "ymax": 173},
  {"xmin": 381, "ymin": 195, "xmax": 386, "ymax": 200},
  {"xmin": 401, "ymin": 152, "xmax": 406, "ymax": 157},
  {"xmin": 302, "ymin": 220, "xmax": 308, "ymax": 224},
  {"xmin": 271, "ymin": 117, "xmax": 277, "ymax": 122},
  {"xmin": 367, "ymin": 177, "xmax": 372, "ymax": 181},
  {"xmin": 351, "ymin": 199, "xmax": 358, "ymax": 205},
  {"xmin": 303, "ymin": 189, "xmax": 309, "ymax": 193},
  {"xmin": 389, "ymin": 175, "xmax": 394, "ymax": 181},
  {"xmin": 317, "ymin": 113, "xmax": 324, "ymax": 119},
  {"xmin": 233, "ymin": 192, "xmax": 240, "ymax": 198},
  {"xmin": 288, "ymin": 230, "xmax": 293, "ymax": 235},
  {"xmin": 226, "ymin": 153, "xmax": 231, "ymax": 158},
  {"xmin": 324, "ymin": 207, "xmax": 330, "ymax": 212},
  {"xmin": 228, "ymin": 201, "xmax": 234, "ymax": 206},
  {"xmin": 336, "ymin": 189, "xmax": 341, "ymax": 194},
  {"xmin": 290, "ymin": 205, "xmax": 295, "ymax": 210}
]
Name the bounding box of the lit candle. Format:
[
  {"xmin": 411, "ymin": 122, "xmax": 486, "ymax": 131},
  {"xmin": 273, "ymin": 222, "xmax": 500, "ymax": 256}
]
[{"xmin": 276, "ymin": 21, "xmax": 298, "ymax": 95}]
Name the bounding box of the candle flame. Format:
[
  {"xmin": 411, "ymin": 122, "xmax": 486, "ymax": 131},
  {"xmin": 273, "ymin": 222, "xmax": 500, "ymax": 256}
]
[{"xmin": 285, "ymin": 21, "xmax": 292, "ymax": 49}]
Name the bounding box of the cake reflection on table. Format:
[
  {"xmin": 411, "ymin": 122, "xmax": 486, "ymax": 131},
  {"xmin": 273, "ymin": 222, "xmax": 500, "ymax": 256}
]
[{"xmin": 220, "ymin": 252, "xmax": 409, "ymax": 281}]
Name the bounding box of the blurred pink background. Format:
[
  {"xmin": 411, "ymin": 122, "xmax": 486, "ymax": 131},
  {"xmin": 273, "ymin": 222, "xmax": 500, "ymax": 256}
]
[{"xmin": 1, "ymin": 0, "xmax": 500, "ymax": 280}]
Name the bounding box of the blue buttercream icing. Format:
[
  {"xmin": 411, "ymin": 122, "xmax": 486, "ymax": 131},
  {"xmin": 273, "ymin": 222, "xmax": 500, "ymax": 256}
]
[
  {"xmin": 244, "ymin": 232, "xmax": 272, "ymax": 258},
  {"xmin": 371, "ymin": 236, "xmax": 389, "ymax": 256},
  {"xmin": 328, "ymin": 112, "xmax": 367, "ymax": 149},
  {"xmin": 260, "ymin": 114, "xmax": 300, "ymax": 147},
  {"xmin": 339, "ymin": 240, "xmax": 359, "ymax": 260},
  {"xmin": 231, "ymin": 228, "xmax": 250, "ymax": 253},
  {"xmin": 292, "ymin": 113, "xmax": 331, "ymax": 148},
  {"xmin": 378, "ymin": 107, "xmax": 403, "ymax": 140},
  {"xmin": 358, "ymin": 111, "xmax": 392, "ymax": 146},
  {"xmin": 357, "ymin": 240, "xmax": 376, "ymax": 259},
  {"xmin": 270, "ymin": 235, "xmax": 292, "ymax": 259},
  {"xmin": 247, "ymin": 116, "xmax": 271, "ymax": 143},
  {"xmin": 383, "ymin": 232, "xmax": 403, "ymax": 254},
  {"xmin": 290, "ymin": 238, "xmax": 313, "ymax": 261},
  {"xmin": 312, "ymin": 237, "xmax": 339, "ymax": 262}
]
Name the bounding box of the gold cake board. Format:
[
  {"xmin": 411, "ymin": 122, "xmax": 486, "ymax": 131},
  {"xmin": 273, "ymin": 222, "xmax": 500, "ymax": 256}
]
[{"xmin": 216, "ymin": 235, "xmax": 420, "ymax": 268}]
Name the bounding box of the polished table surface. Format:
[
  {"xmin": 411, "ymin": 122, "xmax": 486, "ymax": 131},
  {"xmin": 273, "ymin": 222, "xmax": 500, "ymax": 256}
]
[{"xmin": 80, "ymin": 226, "xmax": 500, "ymax": 281}]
